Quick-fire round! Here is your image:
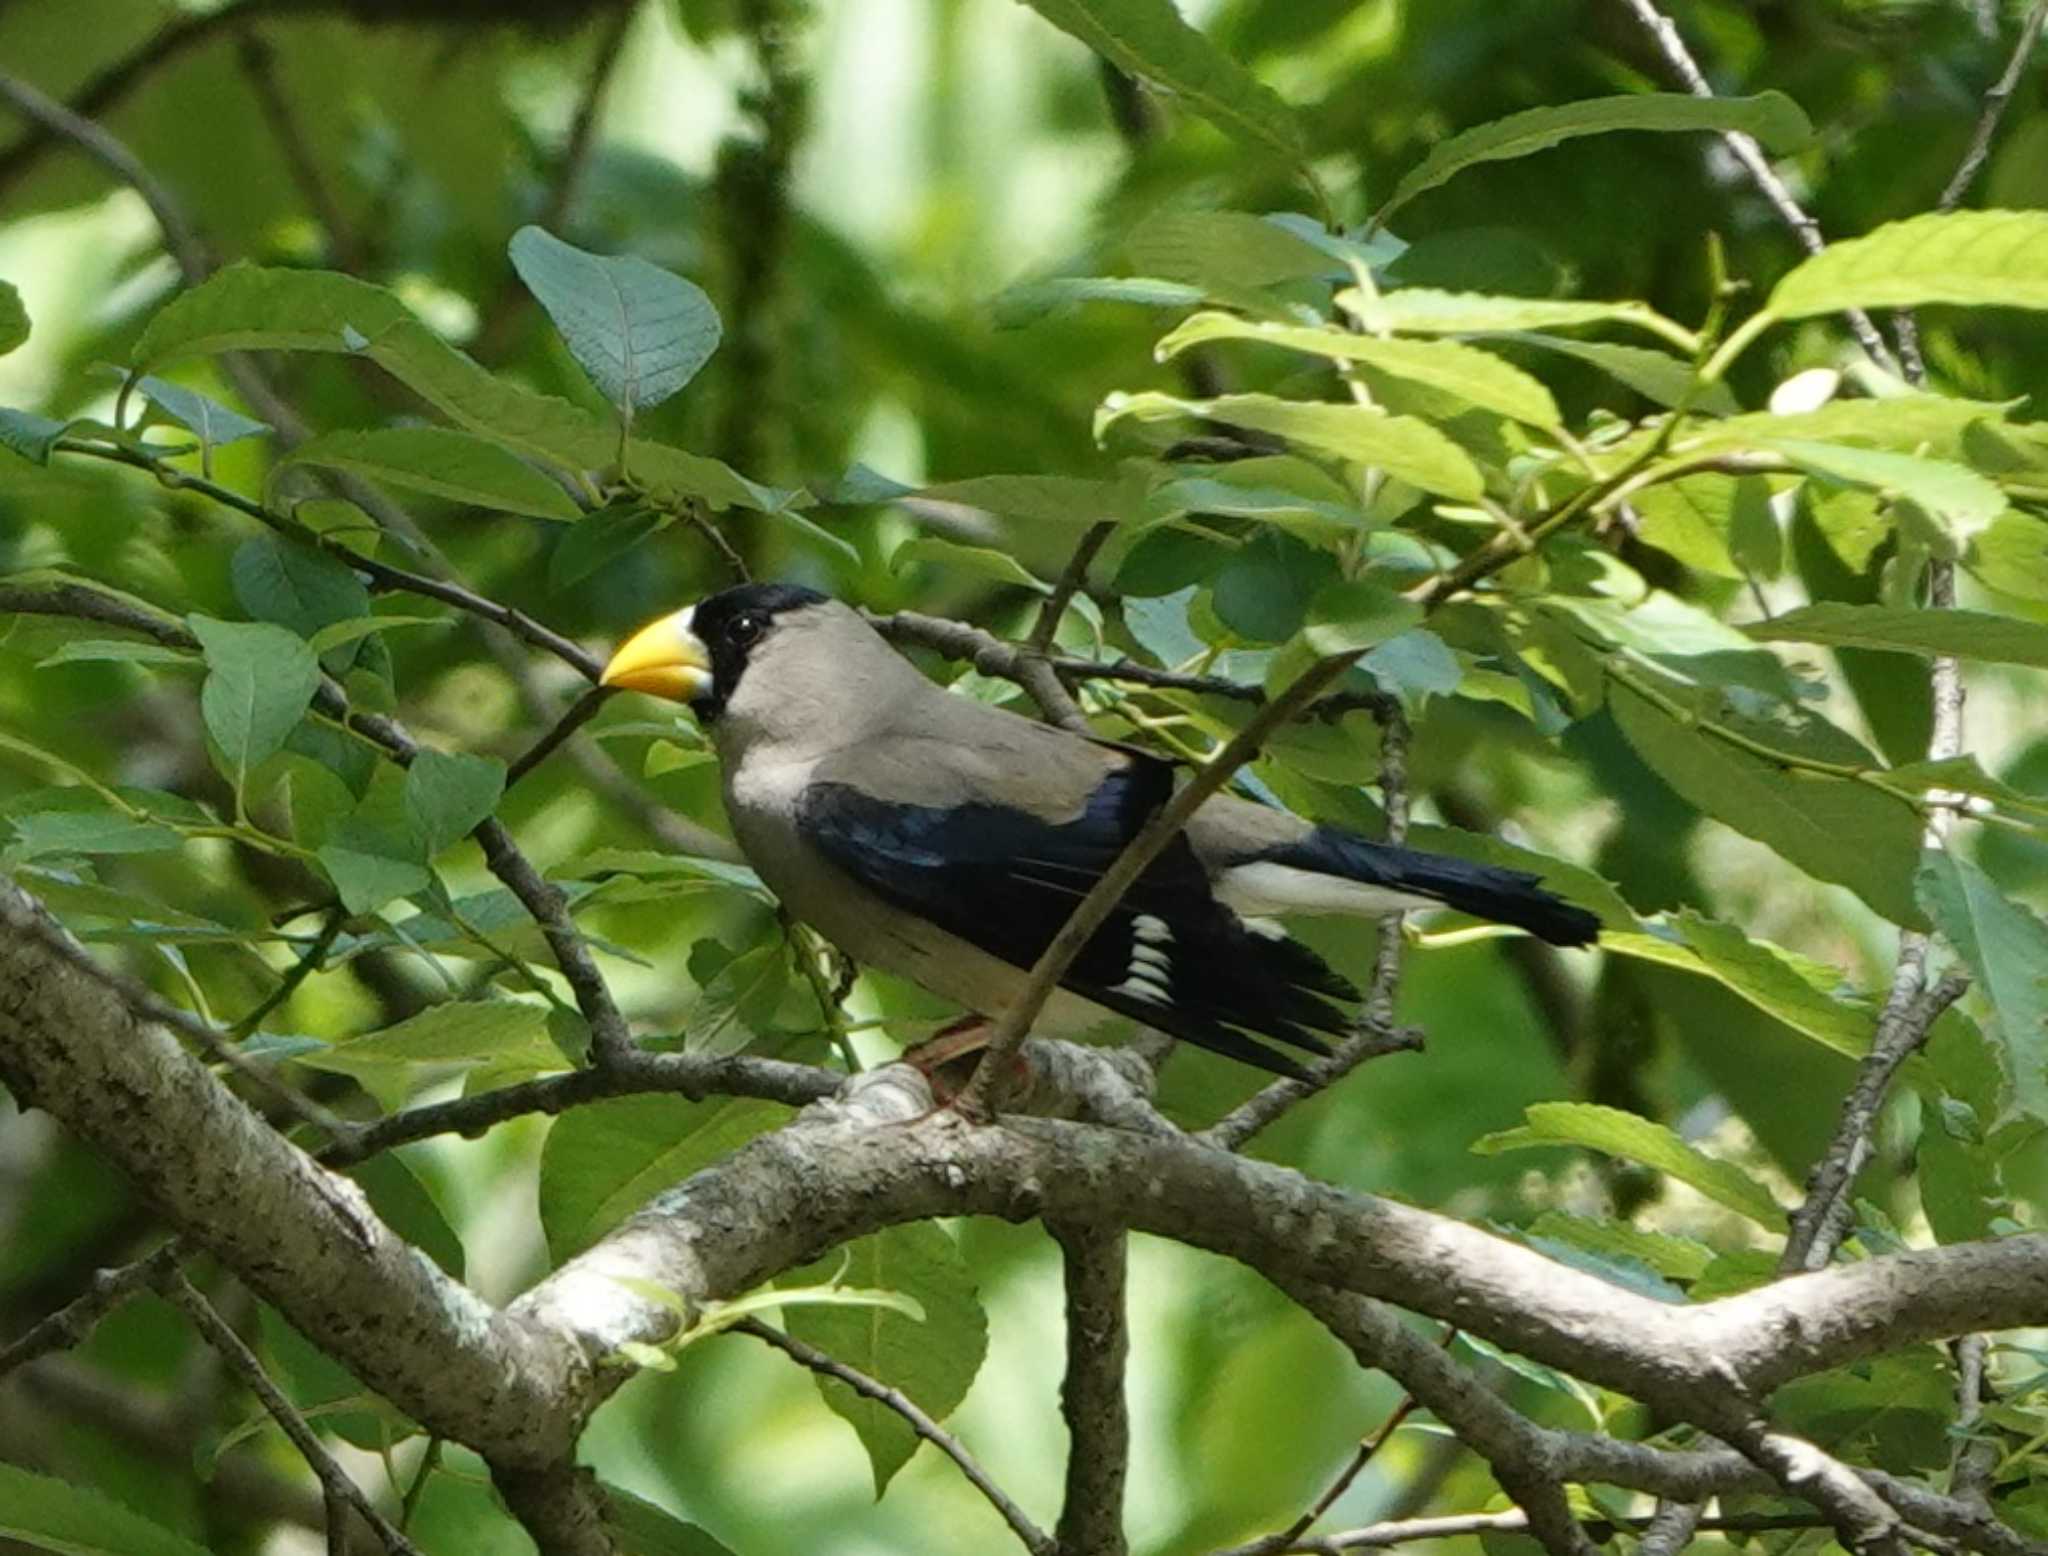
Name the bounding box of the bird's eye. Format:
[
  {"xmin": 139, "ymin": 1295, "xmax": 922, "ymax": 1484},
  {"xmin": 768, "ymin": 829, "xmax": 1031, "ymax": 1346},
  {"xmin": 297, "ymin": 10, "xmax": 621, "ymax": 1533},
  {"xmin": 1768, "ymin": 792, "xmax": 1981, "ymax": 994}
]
[{"xmin": 730, "ymin": 613, "xmax": 765, "ymax": 646}]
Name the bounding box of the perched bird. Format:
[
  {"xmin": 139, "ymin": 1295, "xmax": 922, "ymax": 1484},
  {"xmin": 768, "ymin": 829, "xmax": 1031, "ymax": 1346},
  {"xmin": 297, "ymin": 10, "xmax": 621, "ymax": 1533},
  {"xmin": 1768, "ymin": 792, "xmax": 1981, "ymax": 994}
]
[{"xmin": 601, "ymin": 583, "xmax": 1598, "ymax": 1080}]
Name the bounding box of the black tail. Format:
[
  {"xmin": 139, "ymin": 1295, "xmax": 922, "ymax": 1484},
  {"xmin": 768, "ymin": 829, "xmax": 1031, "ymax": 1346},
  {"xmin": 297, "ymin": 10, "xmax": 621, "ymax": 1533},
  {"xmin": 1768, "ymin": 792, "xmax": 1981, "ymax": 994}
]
[{"xmin": 1263, "ymin": 828, "xmax": 1602, "ymax": 947}]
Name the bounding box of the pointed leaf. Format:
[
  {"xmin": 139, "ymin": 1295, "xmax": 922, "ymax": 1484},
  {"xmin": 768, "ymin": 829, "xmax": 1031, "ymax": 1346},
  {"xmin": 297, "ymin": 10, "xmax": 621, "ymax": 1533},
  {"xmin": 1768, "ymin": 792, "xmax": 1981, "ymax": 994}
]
[
  {"xmin": 602, "ymin": 1485, "xmax": 740, "ymax": 1556},
  {"xmin": 894, "ymin": 537, "xmax": 1050, "ymax": 592},
  {"xmin": 0, "ymin": 406, "xmax": 68, "ymax": 464},
  {"xmin": 1917, "ymin": 854, "xmax": 2048, "ymax": 1123},
  {"xmin": 281, "ymin": 427, "xmax": 581, "ymax": 521},
  {"xmin": 1607, "ymin": 673, "xmax": 1924, "ymax": 926},
  {"xmin": 133, "ymin": 264, "xmax": 412, "ymax": 367},
  {"xmin": 540, "ymin": 1094, "xmax": 788, "ymax": 1260},
  {"xmin": 1099, "ymin": 390, "xmax": 1484, "ymax": 499},
  {"xmin": 1156, "ymin": 312, "xmax": 1559, "ymax": 426},
  {"xmin": 1767, "ymin": 209, "xmax": 2048, "ymax": 320},
  {"xmin": 1764, "ymin": 439, "xmax": 2005, "ymax": 544},
  {"xmin": 230, "ymin": 535, "xmax": 370, "ymax": 641},
  {"xmin": 128, "ymin": 374, "xmax": 269, "ymax": 448},
  {"xmin": 1746, "ymin": 602, "xmax": 2048, "ymax": 669},
  {"xmin": 509, "ymin": 226, "xmax": 722, "ymax": 418},
  {"xmin": 402, "ymin": 750, "xmax": 505, "ymax": 855},
  {"xmin": 780, "ymin": 1224, "xmax": 989, "ymax": 1496},
  {"xmin": 1473, "ymin": 1101, "xmax": 1788, "ymax": 1230},
  {"xmin": 187, "ymin": 616, "xmax": 320, "ymax": 792},
  {"xmin": 1015, "ymin": 0, "xmax": 1306, "ymax": 168},
  {"xmin": 1337, "ymin": 287, "xmax": 1692, "ymax": 347},
  {"xmin": 914, "ymin": 473, "xmax": 1129, "ymax": 527},
  {"xmin": 0, "ymin": 1463, "xmax": 213, "ymax": 1556},
  {"xmin": 1378, "ymin": 92, "xmax": 1811, "ymax": 224},
  {"xmin": 550, "ymin": 506, "xmax": 667, "ymax": 592},
  {"xmin": 1499, "ymin": 333, "xmax": 1735, "ymax": 413},
  {"xmin": 991, "ymin": 274, "xmax": 1204, "ymax": 328}
]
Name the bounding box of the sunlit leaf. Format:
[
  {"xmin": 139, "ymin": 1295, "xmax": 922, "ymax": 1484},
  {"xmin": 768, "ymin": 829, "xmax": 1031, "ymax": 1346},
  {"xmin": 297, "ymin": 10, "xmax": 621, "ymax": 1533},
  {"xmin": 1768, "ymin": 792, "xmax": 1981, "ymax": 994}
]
[
  {"xmin": 1474, "ymin": 1101, "xmax": 1788, "ymax": 1230},
  {"xmin": 1747, "ymin": 602, "xmax": 2048, "ymax": 669},
  {"xmin": 1767, "ymin": 209, "xmax": 2048, "ymax": 319}
]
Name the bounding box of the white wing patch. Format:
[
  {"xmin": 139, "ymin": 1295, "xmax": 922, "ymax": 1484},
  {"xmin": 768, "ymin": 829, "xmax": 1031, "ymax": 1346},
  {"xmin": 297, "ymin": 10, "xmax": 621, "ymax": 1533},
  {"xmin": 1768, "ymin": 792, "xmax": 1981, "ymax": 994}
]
[{"xmin": 1132, "ymin": 914, "xmax": 1173, "ymax": 944}]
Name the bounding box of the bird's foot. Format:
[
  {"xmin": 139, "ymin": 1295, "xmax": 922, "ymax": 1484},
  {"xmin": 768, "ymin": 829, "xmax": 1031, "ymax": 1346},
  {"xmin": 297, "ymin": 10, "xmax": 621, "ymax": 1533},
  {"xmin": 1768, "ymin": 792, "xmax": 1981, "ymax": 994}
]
[{"xmin": 899, "ymin": 1017, "xmax": 1030, "ymax": 1123}]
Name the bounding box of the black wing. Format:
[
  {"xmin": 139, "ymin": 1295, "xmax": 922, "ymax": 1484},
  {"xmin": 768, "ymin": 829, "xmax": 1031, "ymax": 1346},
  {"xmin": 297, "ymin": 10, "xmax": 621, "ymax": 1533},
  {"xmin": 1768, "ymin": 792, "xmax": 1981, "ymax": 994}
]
[{"xmin": 797, "ymin": 758, "xmax": 1357, "ymax": 1078}]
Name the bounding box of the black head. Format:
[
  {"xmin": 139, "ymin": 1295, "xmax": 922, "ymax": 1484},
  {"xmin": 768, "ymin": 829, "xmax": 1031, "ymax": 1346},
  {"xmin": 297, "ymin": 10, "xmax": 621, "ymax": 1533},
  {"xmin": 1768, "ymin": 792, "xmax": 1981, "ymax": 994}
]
[{"xmin": 685, "ymin": 582, "xmax": 830, "ymax": 721}]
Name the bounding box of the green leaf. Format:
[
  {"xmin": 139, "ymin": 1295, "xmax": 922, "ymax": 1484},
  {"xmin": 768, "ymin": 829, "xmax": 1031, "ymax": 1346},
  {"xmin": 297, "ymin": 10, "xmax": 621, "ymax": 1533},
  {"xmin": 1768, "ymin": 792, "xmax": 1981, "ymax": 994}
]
[
  {"xmin": 1767, "ymin": 209, "xmax": 2048, "ymax": 320},
  {"xmin": 1014, "ymin": 0, "xmax": 1306, "ymax": 169},
  {"xmin": 1526, "ymin": 1211, "xmax": 1714, "ymax": 1281},
  {"xmin": 1299, "ymin": 577, "xmax": 1424, "ymax": 656},
  {"xmin": 133, "ymin": 264, "xmax": 413, "ymax": 367},
  {"xmin": 1916, "ymin": 853, "xmax": 2048, "ymax": 1123},
  {"xmin": 1378, "ymin": 92, "xmax": 1811, "ymax": 224},
  {"xmin": 304, "ymin": 615, "xmax": 447, "ymax": 656},
  {"xmin": 281, "ymin": 427, "xmax": 582, "ymax": 522},
  {"xmin": 402, "ymin": 751, "xmax": 505, "ymax": 855},
  {"xmin": 1473, "ymin": 1101, "xmax": 1788, "ymax": 1230},
  {"xmin": 1746, "ymin": 602, "xmax": 2048, "ymax": 669},
  {"xmin": 316, "ymin": 845, "xmax": 429, "ymax": 917},
  {"xmin": 508, "ymin": 225, "xmax": 722, "ymax": 419},
  {"xmin": 1604, "ymin": 911, "xmax": 1875, "ymax": 1058},
  {"xmin": 127, "ymin": 374, "xmax": 269, "ymax": 448},
  {"xmin": 1211, "ymin": 530, "xmax": 1337, "ymax": 642},
  {"xmin": 1337, "ymin": 287, "xmax": 1691, "ymax": 346},
  {"xmin": 1124, "ymin": 209, "xmax": 1334, "ymax": 295},
  {"xmin": 1155, "ymin": 313, "xmax": 1559, "ymax": 427},
  {"xmin": 346, "ymin": 1149, "xmax": 464, "ymax": 1278},
  {"xmin": 1764, "ymin": 439, "xmax": 2005, "ymax": 546},
  {"xmin": 1629, "ymin": 473, "xmax": 1768, "ymax": 577},
  {"xmin": 314, "ymin": 765, "xmax": 429, "ymax": 914},
  {"xmin": 1606, "ymin": 674, "xmax": 1925, "ymax": 927},
  {"xmin": 780, "ymin": 1223, "xmax": 989, "ymax": 1496},
  {"xmin": 0, "ymin": 281, "xmax": 26, "ymax": 356},
  {"xmin": 1918, "ymin": 1107, "xmax": 2009, "ymax": 1245},
  {"xmin": 1498, "ymin": 333, "xmax": 1735, "ymax": 413},
  {"xmin": 894, "ymin": 537, "xmax": 1050, "ymax": 592},
  {"xmin": 550, "ymin": 506, "xmax": 667, "ymax": 592},
  {"xmin": 230, "ymin": 535, "xmax": 371, "ymax": 643},
  {"xmin": 914, "ymin": 473, "xmax": 1129, "ymax": 527},
  {"xmin": 990, "ymin": 274, "xmax": 1204, "ymax": 328},
  {"xmin": 6, "ymin": 809, "xmax": 184, "ymax": 859},
  {"xmin": 306, "ymin": 998, "xmax": 552, "ymax": 1069},
  {"xmin": 683, "ymin": 937, "xmax": 791, "ymax": 1055},
  {"xmin": 0, "ymin": 406, "xmax": 68, "ymax": 464},
  {"xmin": 539, "ymin": 1094, "xmax": 787, "ymax": 1260},
  {"xmin": 602, "ymin": 1485, "xmax": 740, "ymax": 1556},
  {"xmin": 0, "ymin": 1463, "xmax": 213, "ymax": 1556},
  {"xmin": 187, "ymin": 616, "xmax": 320, "ymax": 794},
  {"xmin": 36, "ymin": 639, "xmax": 200, "ymax": 670},
  {"xmin": 1099, "ymin": 390, "xmax": 1484, "ymax": 500}
]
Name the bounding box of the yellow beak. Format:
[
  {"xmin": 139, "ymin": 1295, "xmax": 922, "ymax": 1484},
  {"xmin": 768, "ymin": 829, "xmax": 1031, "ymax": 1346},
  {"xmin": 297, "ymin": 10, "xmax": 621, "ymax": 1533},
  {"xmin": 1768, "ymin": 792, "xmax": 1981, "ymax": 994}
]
[{"xmin": 600, "ymin": 609, "xmax": 714, "ymax": 704}]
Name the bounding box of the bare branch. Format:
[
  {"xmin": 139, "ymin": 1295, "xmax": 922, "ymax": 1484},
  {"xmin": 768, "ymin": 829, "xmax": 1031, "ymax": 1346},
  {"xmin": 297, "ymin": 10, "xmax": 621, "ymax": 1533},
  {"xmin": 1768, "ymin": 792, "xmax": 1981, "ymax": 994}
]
[
  {"xmin": 158, "ymin": 1268, "xmax": 425, "ymax": 1556},
  {"xmin": 1202, "ymin": 707, "xmax": 1418, "ymax": 1151},
  {"xmin": 0, "ymin": 1244, "xmax": 182, "ymax": 1380},
  {"xmin": 738, "ymin": 1317, "xmax": 1056, "ymax": 1556},
  {"xmin": 1613, "ymin": 0, "xmax": 1899, "ymax": 371},
  {"xmin": 1050, "ymin": 1221, "xmax": 1129, "ymax": 1556},
  {"xmin": 0, "ymin": 65, "xmax": 210, "ymax": 283},
  {"xmin": 1031, "ymin": 521, "xmax": 1115, "ymax": 652},
  {"xmin": 1941, "ymin": 0, "xmax": 2048, "ymax": 211}
]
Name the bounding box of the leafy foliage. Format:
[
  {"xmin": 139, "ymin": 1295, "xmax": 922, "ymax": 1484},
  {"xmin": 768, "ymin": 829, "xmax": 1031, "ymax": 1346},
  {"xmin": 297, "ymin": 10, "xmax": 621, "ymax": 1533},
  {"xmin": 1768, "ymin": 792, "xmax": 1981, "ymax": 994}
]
[{"xmin": 4, "ymin": 1, "xmax": 2048, "ymax": 1551}]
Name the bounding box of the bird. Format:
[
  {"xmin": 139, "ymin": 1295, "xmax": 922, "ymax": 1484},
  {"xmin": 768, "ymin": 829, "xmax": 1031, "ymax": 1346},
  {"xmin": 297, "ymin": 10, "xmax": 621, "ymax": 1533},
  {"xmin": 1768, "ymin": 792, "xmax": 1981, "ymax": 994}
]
[{"xmin": 600, "ymin": 583, "xmax": 1599, "ymax": 1081}]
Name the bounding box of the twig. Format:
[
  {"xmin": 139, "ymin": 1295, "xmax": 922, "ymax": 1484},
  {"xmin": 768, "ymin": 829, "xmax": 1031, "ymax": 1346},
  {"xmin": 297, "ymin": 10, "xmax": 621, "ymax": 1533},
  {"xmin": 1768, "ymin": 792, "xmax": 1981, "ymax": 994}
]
[
  {"xmin": 1219, "ymin": 1383, "xmax": 1432, "ymax": 1556},
  {"xmin": 0, "ymin": 1244, "xmax": 182, "ymax": 1379},
  {"xmin": 737, "ymin": 1317, "xmax": 1056, "ymax": 1556},
  {"xmin": 1031, "ymin": 521, "xmax": 1114, "ymax": 652},
  {"xmin": 1050, "ymin": 1221, "xmax": 1129, "ymax": 1556},
  {"xmin": 236, "ymin": 25, "xmax": 360, "ymax": 270},
  {"xmin": 1635, "ymin": 1500, "xmax": 1704, "ymax": 1556},
  {"xmin": 1951, "ymin": 1335, "xmax": 1999, "ymax": 1509},
  {"xmin": 1199, "ymin": 707, "xmax": 1419, "ymax": 1152},
  {"xmin": 538, "ymin": 1, "xmax": 634, "ymax": 234},
  {"xmin": 1940, "ymin": 0, "xmax": 2048, "ymax": 211},
  {"xmin": 679, "ymin": 499, "xmax": 751, "ymax": 582},
  {"xmin": 157, "ymin": 1269, "xmax": 425, "ymax": 1556},
  {"xmin": 319, "ymin": 1049, "xmax": 835, "ymax": 1167},
  {"xmin": 0, "ymin": 67, "xmax": 209, "ymax": 283},
  {"xmin": 506, "ymin": 686, "xmax": 614, "ymax": 789},
  {"xmin": 0, "ymin": 4, "xmax": 260, "ymax": 196},
  {"xmin": 1614, "ymin": 0, "xmax": 1899, "ymax": 372},
  {"xmin": 1245, "ymin": 1509, "xmax": 1847, "ymax": 1554},
  {"xmin": 55, "ymin": 439, "xmax": 603, "ymax": 677},
  {"xmin": 230, "ymin": 907, "xmax": 345, "ymax": 1038}
]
